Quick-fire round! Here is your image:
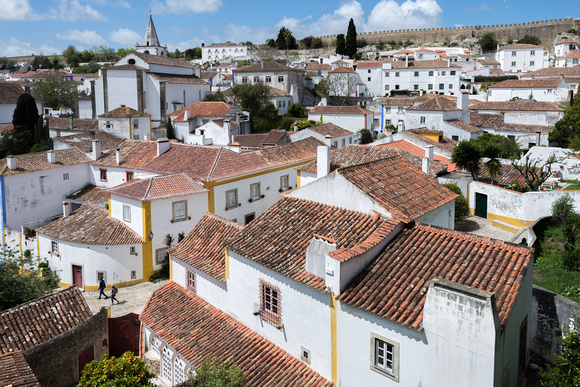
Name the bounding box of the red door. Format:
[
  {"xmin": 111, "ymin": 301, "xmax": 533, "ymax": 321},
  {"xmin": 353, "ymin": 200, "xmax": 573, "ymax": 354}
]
[
  {"xmin": 73, "ymin": 265, "xmax": 83, "ymax": 289},
  {"xmin": 78, "ymin": 345, "xmax": 94, "ymax": 378}
]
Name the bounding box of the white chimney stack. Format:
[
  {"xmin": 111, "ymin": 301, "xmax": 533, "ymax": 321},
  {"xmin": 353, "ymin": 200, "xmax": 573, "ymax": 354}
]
[
  {"xmin": 317, "ymin": 145, "xmax": 330, "ymax": 179},
  {"xmin": 69, "ymin": 117, "xmax": 74, "ymax": 130},
  {"xmin": 157, "ymin": 138, "xmax": 170, "ymax": 156},
  {"xmin": 6, "ymin": 156, "xmax": 16, "ymax": 170},
  {"xmin": 183, "ymin": 109, "xmax": 190, "ymax": 121},
  {"xmin": 230, "ymin": 142, "xmax": 241, "ymax": 153},
  {"xmin": 293, "ymin": 123, "xmax": 298, "ymax": 132},
  {"xmin": 143, "ymin": 133, "xmax": 149, "ymax": 141},
  {"xmin": 47, "ymin": 150, "xmax": 56, "ymax": 164},
  {"xmin": 91, "ymin": 140, "xmax": 102, "ymax": 161},
  {"xmin": 223, "ymin": 119, "xmax": 230, "ymax": 133},
  {"xmin": 63, "ymin": 201, "xmax": 70, "ymax": 217},
  {"xmin": 425, "ymin": 145, "xmax": 434, "ymax": 161},
  {"xmin": 422, "ymin": 157, "xmax": 430, "ymax": 175},
  {"xmin": 324, "ymin": 134, "xmax": 332, "ymax": 147},
  {"xmin": 116, "ymin": 148, "xmax": 121, "ymax": 165},
  {"xmin": 457, "ymin": 92, "xmax": 470, "ymax": 124},
  {"xmin": 536, "ymin": 131, "xmax": 541, "ymax": 147}
]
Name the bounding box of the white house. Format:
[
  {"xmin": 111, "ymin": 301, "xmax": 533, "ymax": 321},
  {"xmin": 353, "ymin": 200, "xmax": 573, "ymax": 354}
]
[
  {"xmin": 355, "ymin": 61, "xmax": 384, "ymax": 97},
  {"xmin": 495, "ymin": 44, "xmax": 549, "ymax": 73},
  {"xmin": 232, "ymin": 61, "xmax": 305, "ymax": 103},
  {"xmin": 555, "ymin": 49, "xmax": 580, "ymax": 68},
  {"xmin": 290, "ymin": 123, "xmax": 355, "ymax": 148},
  {"xmin": 45, "ymin": 116, "xmax": 98, "ymax": 139},
  {"xmin": 98, "ymin": 105, "xmax": 152, "ymax": 140},
  {"xmin": 326, "ymin": 67, "xmax": 362, "ymax": 97},
  {"xmin": 382, "ymin": 59, "xmax": 461, "ymax": 96},
  {"xmin": 201, "ymin": 42, "xmax": 248, "ymax": 63},
  {"xmin": 308, "ymin": 105, "xmax": 373, "ymax": 132},
  {"xmin": 487, "ymin": 79, "xmax": 569, "ymax": 103},
  {"xmin": 520, "ymin": 67, "xmax": 580, "ymax": 93},
  {"xmin": 0, "ymin": 83, "xmax": 41, "ymax": 127},
  {"xmin": 553, "ymin": 39, "xmax": 578, "ymax": 58},
  {"xmin": 366, "ymin": 96, "xmax": 415, "ymax": 135}
]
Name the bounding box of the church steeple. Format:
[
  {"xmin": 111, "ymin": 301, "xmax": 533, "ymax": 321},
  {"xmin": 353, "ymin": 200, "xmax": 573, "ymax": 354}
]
[{"xmin": 135, "ymin": 13, "xmax": 167, "ymax": 57}]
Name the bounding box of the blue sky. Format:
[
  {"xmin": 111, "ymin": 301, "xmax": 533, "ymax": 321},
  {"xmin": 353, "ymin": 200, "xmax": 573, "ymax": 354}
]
[{"xmin": 0, "ymin": 0, "xmax": 576, "ymax": 57}]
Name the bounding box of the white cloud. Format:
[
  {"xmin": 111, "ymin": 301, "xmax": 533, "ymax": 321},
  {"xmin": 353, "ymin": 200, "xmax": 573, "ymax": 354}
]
[
  {"xmin": 365, "ymin": 0, "xmax": 443, "ymax": 32},
  {"xmin": 0, "ymin": 0, "xmax": 41, "ymax": 21},
  {"xmin": 56, "ymin": 30, "xmax": 108, "ymax": 46},
  {"xmin": 168, "ymin": 38, "xmax": 204, "ymax": 51},
  {"xmin": 153, "ymin": 0, "xmax": 223, "ymax": 14},
  {"xmin": 0, "ymin": 37, "xmax": 59, "ymax": 57},
  {"xmin": 49, "ymin": 0, "xmax": 107, "ymax": 21},
  {"xmin": 470, "ymin": 3, "xmax": 493, "ymax": 12},
  {"xmin": 221, "ymin": 23, "xmax": 273, "ymax": 45},
  {"xmin": 109, "ymin": 28, "xmax": 142, "ymax": 46}
]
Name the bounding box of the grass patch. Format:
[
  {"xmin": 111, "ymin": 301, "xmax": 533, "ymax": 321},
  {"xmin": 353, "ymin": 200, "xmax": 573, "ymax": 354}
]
[{"xmin": 563, "ymin": 179, "xmax": 580, "ymax": 190}]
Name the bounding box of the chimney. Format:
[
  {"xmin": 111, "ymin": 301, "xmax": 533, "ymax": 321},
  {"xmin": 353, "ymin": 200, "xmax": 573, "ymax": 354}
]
[
  {"xmin": 261, "ymin": 61, "xmax": 264, "ymax": 70},
  {"xmin": 69, "ymin": 117, "xmax": 74, "ymax": 130},
  {"xmin": 324, "ymin": 134, "xmax": 332, "ymax": 147},
  {"xmin": 457, "ymin": 92, "xmax": 470, "ymax": 124},
  {"xmin": 405, "ymin": 54, "xmax": 408, "ymax": 67},
  {"xmin": 6, "ymin": 156, "xmax": 16, "ymax": 170},
  {"xmin": 223, "ymin": 119, "xmax": 230, "ymax": 133},
  {"xmin": 157, "ymin": 138, "xmax": 170, "ymax": 156},
  {"xmin": 425, "ymin": 145, "xmax": 434, "ymax": 161},
  {"xmin": 91, "ymin": 139, "xmax": 102, "ymax": 161},
  {"xmin": 143, "ymin": 133, "xmax": 149, "ymax": 141},
  {"xmin": 422, "ymin": 156, "xmax": 430, "ymax": 175},
  {"xmin": 89, "ymin": 130, "xmax": 95, "ymax": 140},
  {"xmin": 116, "ymin": 148, "xmax": 121, "ymax": 165},
  {"xmin": 47, "ymin": 150, "xmax": 56, "ymax": 164},
  {"xmin": 62, "ymin": 201, "xmax": 70, "ymax": 217},
  {"xmin": 536, "ymin": 131, "xmax": 541, "ymax": 147},
  {"xmin": 317, "ymin": 145, "xmax": 330, "ymax": 179},
  {"xmin": 183, "ymin": 109, "xmax": 190, "ymax": 121},
  {"xmin": 293, "ymin": 122, "xmax": 298, "ymax": 132},
  {"xmin": 230, "ymin": 142, "xmax": 241, "ymax": 153}
]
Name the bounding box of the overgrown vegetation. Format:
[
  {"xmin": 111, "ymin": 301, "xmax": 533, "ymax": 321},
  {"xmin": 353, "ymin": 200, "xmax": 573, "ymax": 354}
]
[
  {"xmin": 443, "ymin": 183, "xmax": 469, "ymax": 221},
  {"xmin": 549, "ymin": 94, "xmax": 580, "ymax": 148},
  {"xmin": 229, "ymin": 83, "xmax": 281, "ymax": 132},
  {"xmin": 78, "ymin": 351, "xmax": 155, "ymax": 386},
  {"xmin": 185, "ymin": 357, "xmax": 245, "ymax": 387},
  {"xmin": 478, "ymin": 32, "xmax": 498, "ymax": 53},
  {"xmin": 541, "ymin": 317, "xmax": 580, "ymax": 386}
]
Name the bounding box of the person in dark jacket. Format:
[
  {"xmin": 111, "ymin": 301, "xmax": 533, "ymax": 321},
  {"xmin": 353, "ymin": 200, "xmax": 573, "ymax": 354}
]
[
  {"xmin": 111, "ymin": 284, "xmax": 119, "ymax": 304},
  {"xmin": 98, "ymin": 279, "xmax": 108, "ymax": 299}
]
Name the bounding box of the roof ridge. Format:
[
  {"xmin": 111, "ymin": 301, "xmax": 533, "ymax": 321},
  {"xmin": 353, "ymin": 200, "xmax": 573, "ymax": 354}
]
[
  {"xmin": 143, "ymin": 176, "xmax": 155, "ymax": 200},
  {"xmin": 207, "ymin": 147, "xmax": 223, "ymax": 181}
]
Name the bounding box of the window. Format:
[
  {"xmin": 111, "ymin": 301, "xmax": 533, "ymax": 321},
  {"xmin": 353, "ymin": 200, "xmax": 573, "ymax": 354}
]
[
  {"xmin": 507, "ymin": 135, "xmax": 515, "ymax": 140},
  {"xmin": 341, "ymin": 139, "xmax": 346, "ymax": 147},
  {"xmin": 449, "ymin": 84, "xmax": 453, "ymax": 89},
  {"xmin": 414, "ymin": 84, "xmax": 419, "ymax": 90},
  {"xmin": 97, "ymin": 271, "xmax": 105, "ymax": 281},
  {"xmin": 265, "ymin": 76, "xmax": 271, "ymax": 83},
  {"xmin": 349, "ymin": 137, "xmax": 352, "ymax": 144},
  {"xmin": 280, "ymin": 175, "xmax": 289, "ymax": 191},
  {"xmin": 250, "ymin": 183, "xmax": 261, "ymax": 201},
  {"xmin": 126, "ymin": 171, "xmax": 133, "ymax": 181},
  {"xmin": 452, "ymin": 135, "xmax": 459, "ymax": 141},
  {"xmin": 384, "ymin": 85, "xmax": 390, "ymax": 91},
  {"xmin": 385, "ymin": 119, "xmax": 391, "ymax": 126},
  {"xmin": 130, "ymin": 246, "xmax": 137, "ymax": 255},
  {"xmin": 511, "ymin": 61, "xmax": 516, "ymax": 67},
  {"xmin": 397, "ymin": 107, "xmax": 403, "ymax": 113},
  {"xmin": 530, "ymin": 61, "xmax": 535, "ymax": 66},
  {"xmin": 512, "ymin": 51, "xmax": 517, "ymax": 56},
  {"xmin": 395, "ymin": 84, "xmax": 400, "ymax": 90},
  {"xmin": 395, "ymin": 72, "xmax": 399, "ymax": 77},
  {"xmin": 441, "ymin": 71, "xmax": 445, "ymax": 76},
  {"xmin": 450, "ymin": 71, "xmax": 456, "ymax": 75},
  {"xmin": 253, "ymin": 76, "xmax": 259, "ymax": 83},
  {"xmin": 131, "ymin": 270, "xmax": 136, "ymax": 279},
  {"xmin": 371, "ymin": 333, "xmax": 399, "ymax": 381},
  {"xmin": 367, "ymin": 69, "xmax": 371, "ymax": 74},
  {"xmin": 242, "ymin": 76, "xmax": 248, "ymax": 83},
  {"xmin": 414, "ymin": 71, "xmax": 419, "ymax": 77},
  {"xmin": 155, "ymin": 248, "xmax": 168, "ymax": 265},
  {"xmin": 123, "ymin": 205, "xmax": 131, "ymax": 222},
  {"xmin": 385, "ymin": 107, "xmax": 391, "ymax": 113},
  {"xmin": 439, "ymin": 83, "xmax": 444, "ymax": 90},
  {"xmin": 172, "ymin": 201, "xmax": 187, "ymax": 222},
  {"xmin": 368, "ymin": 77, "xmax": 371, "ymax": 82},
  {"xmin": 260, "ymin": 280, "xmax": 281, "ymax": 326},
  {"xmin": 244, "ymin": 213, "xmax": 255, "ymax": 224},
  {"xmin": 105, "ymin": 121, "xmax": 111, "ymax": 129},
  {"xmin": 420, "ymin": 116, "xmax": 425, "ymax": 124},
  {"xmin": 51, "ymin": 240, "xmax": 59, "ymax": 254},
  {"xmin": 428, "ymin": 71, "xmax": 433, "ymax": 76},
  {"xmin": 186, "ymin": 269, "xmax": 196, "ymax": 292},
  {"xmin": 530, "ymin": 50, "xmax": 535, "ymax": 56},
  {"xmin": 99, "ymin": 169, "xmax": 107, "ymax": 181},
  {"xmin": 133, "ymin": 120, "xmax": 139, "ymax": 129},
  {"xmin": 226, "ymin": 189, "xmax": 238, "ymax": 209},
  {"xmin": 544, "ymin": 51, "xmax": 548, "ymax": 56},
  {"xmin": 278, "ymin": 76, "xmax": 284, "ymax": 82},
  {"xmin": 428, "ymin": 84, "xmax": 433, "ymax": 90},
  {"xmin": 63, "ymin": 173, "xmax": 70, "ymax": 181},
  {"xmin": 385, "ymin": 72, "xmax": 390, "ymax": 77},
  {"xmin": 333, "ymin": 141, "xmax": 338, "ymax": 147}
]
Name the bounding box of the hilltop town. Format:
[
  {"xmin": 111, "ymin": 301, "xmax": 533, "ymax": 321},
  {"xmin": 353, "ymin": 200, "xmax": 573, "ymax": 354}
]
[{"xmin": 1, "ymin": 13, "xmax": 580, "ymax": 387}]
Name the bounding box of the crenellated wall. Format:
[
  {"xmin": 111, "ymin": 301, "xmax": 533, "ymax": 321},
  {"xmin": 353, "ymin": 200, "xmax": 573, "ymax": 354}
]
[{"xmin": 319, "ymin": 18, "xmax": 577, "ymax": 49}]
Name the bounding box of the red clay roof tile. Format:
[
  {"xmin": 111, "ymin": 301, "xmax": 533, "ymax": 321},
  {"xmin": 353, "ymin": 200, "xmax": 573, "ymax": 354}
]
[
  {"xmin": 0, "ymin": 351, "xmax": 39, "ymax": 387},
  {"xmin": 108, "ymin": 173, "xmax": 207, "ymax": 201}
]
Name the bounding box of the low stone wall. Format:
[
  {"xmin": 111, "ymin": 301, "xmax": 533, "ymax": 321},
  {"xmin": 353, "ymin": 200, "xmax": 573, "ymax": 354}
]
[{"xmin": 531, "ymin": 285, "xmax": 580, "ymax": 363}]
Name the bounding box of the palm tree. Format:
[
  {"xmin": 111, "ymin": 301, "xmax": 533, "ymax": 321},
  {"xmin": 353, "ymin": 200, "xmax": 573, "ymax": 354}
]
[
  {"xmin": 484, "ymin": 144, "xmax": 502, "ymax": 185},
  {"xmin": 451, "ymin": 140, "xmax": 481, "ymax": 180}
]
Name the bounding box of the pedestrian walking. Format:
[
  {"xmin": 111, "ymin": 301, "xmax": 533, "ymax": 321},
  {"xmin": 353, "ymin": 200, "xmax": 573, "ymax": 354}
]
[
  {"xmin": 111, "ymin": 284, "xmax": 119, "ymax": 304},
  {"xmin": 98, "ymin": 279, "xmax": 108, "ymax": 299}
]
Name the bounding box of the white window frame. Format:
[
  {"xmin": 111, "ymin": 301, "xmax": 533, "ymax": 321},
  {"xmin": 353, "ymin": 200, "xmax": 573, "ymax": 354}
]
[
  {"xmin": 130, "ymin": 246, "xmax": 137, "ymax": 255},
  {"xmin": 63, "ymin": 173, "xmax": 70, "ymax": 181},
  {"xmin": 250, "ymin": 183, "xmax": 261, "ymax": 200},
  {"xmin": 172, "ymin": 200, "xmax": 187, "ymax": 222},
  {"xmin": 420, "ymin": 116, "xmax": 425, "ymax": 124},
  {"xmin": 370, "ymin": 332, "xmax": 399, "ymax": 381},
  {"xmin": 186, "ymin": 269, "xmax": 196, "ymax": 293},
  {"xmin": 226, "ymin": 189, "xmax": 238, "ymax": 209},
  {"xmin": 280, "ymin": 175, "xmax": 289, "ymax": 191},
  {"xmin": 278, "ymin": 76, "xmax": 284, "ymax": 82},
  {"xmin": 265, "ymin": 76, "xmax": 272, "ymax": 83},
  {"xmin": 122, "ymin": 205, "xmax": 131, "ymax": 223},
  {"xmin": 51, "ymin": 240, "xmax": 59, "ymax": 255},
  {"xmin": 97, "ymin": 271, "xmax": 106, "ymax": 282}
]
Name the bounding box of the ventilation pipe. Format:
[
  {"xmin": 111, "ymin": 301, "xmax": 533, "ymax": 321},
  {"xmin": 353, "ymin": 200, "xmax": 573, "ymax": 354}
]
[
  {"xmin": 47, "ymin": 150, "xmax": 56, "ymax": 164},
  {"xmin": 317, "ymin": 145, "xmax": 331, "ymax": 179},
  {"xmin": 91, "ymin": 140, "xmax": 102, "ymax": 161},
  {"xmin": 116, "ymin": 148, "xmax": 121, "ymax": 165},
  {"xmin": 63, "ymin": 201, "xmax": 70, "ymax": 217}
]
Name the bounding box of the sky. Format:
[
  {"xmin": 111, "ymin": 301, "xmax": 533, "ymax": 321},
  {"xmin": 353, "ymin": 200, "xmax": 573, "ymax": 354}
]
[{"xmin": 0, "ymin": 0, "xmax": 576, "ymax": 57}]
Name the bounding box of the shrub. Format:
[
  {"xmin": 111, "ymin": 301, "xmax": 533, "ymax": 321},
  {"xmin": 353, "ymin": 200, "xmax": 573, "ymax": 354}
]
[
  {"xmin": 443, "ymin": 183, "xmax": 469, "ymax": 221},
  {"xmin": 541, "ymin": 317, "xmax": 580, "ymax": 387},
  {"xmin": 186, "ymin": 357, "xmax": 245, "ymax": 387},
  {"xmin": 287, "ymin": 103, "xmax": 306, "ymax": 118},
  {"xmin": 78, "ymin": 351, "xmax": 155, "ymax": 386}
]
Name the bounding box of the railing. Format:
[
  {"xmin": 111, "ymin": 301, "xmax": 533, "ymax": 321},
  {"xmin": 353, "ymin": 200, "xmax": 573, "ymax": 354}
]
[{"xmin": 22, "ymin": 214, "xmax": 62, "ymax": 230}]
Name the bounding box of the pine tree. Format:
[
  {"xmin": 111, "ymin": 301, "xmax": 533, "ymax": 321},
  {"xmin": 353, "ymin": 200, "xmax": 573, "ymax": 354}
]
[
  {"xmin": 336, "ymin": 34, "xmax": 346, "ymax": 56},
  {"xmin": 346, "ymin": 18, "xmax": 357, "ymax": 58}
]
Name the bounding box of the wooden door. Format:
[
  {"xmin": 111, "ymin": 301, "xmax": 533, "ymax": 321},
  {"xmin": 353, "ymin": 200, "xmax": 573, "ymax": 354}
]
[
  {"xmin": 475, "ymin": 193, "xmax": 488, "ymax": 219},
  {"xmin": 72, "ymin": 265, "xmax": 83, "ymax": 289},
  {"xmin": 78, "ymin": 345, "xmax": 94, "ymax": 378}
]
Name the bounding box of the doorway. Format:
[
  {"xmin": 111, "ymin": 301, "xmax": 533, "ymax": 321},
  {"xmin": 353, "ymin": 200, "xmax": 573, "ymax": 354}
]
[
  {"xmin": 72, "ymin": 265, "xmax": 83, "ymax": 289},
  {"xmin": 475, "ymin": 193, "xmax": 488, "ymax": 219}
]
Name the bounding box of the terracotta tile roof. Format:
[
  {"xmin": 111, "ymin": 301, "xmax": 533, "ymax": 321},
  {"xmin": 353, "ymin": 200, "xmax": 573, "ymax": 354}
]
[
  {"xmin": 109, "ymin": 173, "xmax": 207, "ymax": 201},
  {"xmin": 309, "ymin": 105, "xmax": 373, "ymax": 115},
  {"xmin": 478, "ymin": 60, "xmax": 500, "ymax": 66},
  {"xmin": 306, "ymin": 123, "xmax": 353, "ymax": 137},
  {"xmin": 305, "ymin": 71, "xmax": 319, "ymax": 77},
  {"xmin": 407, "ymin": 95, "xmax": 459, "ymax": 111},
  {"xmin": 407, "ymin": 128, "xmax": 441, "ymax": 134},
  {"xmin": 143, "ymin": 138, "xmax": 319, "ymax": 182},
  {"xmin": 0, "ymin": 351, "xmax": 39, "ymax": 386},
  {"xmin": 228, "ymin": 196, "xmax": 399, "ymax": 291},
  {"xmin": 37, "ymin": 204, "xmax": 144, "ymax": 245},
  {"xmin": 265, "ymin": 85, "xmax": 291, "ymax": 97},
  {"xmin": 45, "ymin": 116, "xmax": 98, "ymax": 131},
  {"xmin": 0, "ymin": 82, "xmax": 24, "ymax": 104},
  {"xmin": 141, "ymin": 282, "xmax": 333, "ymax": 386},
  {"xmin": 204, "ymin": 42, "xmax": 242, "ymax": 47},
  {"xmin": 445, "ymin": 119, "xmax": 485, "ymax": 133},
  {"xmin": 98, "ymin": 105, "xmax": 150, "ymax": 118},
  {"xmin": 522, "ymin": 67, "xmax": 580, "ymax": 77},
  {"xmin": 200, "ymin": 71, "xmax": 218, "ymax": 79},
  {"xmin": 299, "ymin": 62, "xmax": 332, "ymax": 71},
  {"xmin": 395, "ymin": 49, "xmax": 413, "ymax": 54},
  {"xmin": 564, "ymin": 49, "xmax": 580, "ymax": 58},
  {"xmin": 91, "ymin": 139, "xmax": 158, "ymax": 169},
  {"xmin": 490, "ymin": 68, "xmax": 505, "ymax": 75},
  {"xmin": 233, "ymin": 61, "xmax": 305, "ymax": 73},
  {"xmin": 0, "ymin": 286, "xmax": 92, "ymax": 353},
  {"xmin": 378, "ymin": 97, "xmax": 416, "ymax": 106},
  {"xmin": 232, "ymin": 133, "xmax": 269, "ymax": 148},
  {"xmin": 381, "ymin": 140, "xmax": 456, "ymax": 171},
  {"xmin": 66, "ymin": 184, "xmax": 109, "ymax": 204},
  {"xmin": 297, "ymin": 144, "xmax": 447, "ymax": 177},
  {"xmin": 489, "ymin": 78, "xmax": 565, "ymax": 89},
  {"xmin": 339, "ymin": 223, "xmax": 532, "ymax": 330},
  {"xmin": 261, "ymin": 129, "xmax": 289, "ymax": 144},
  {"xmin": 471, "ymin": 100, "xmax": 564, "ymax": 112},
  {"xmin": 389, "ymin": 60, "xmax": 460, "ymax": 69},
  {"xmin": 416, "ymin": 48, "xmax": 434, "ymax": 52},
  {"xmin": 555, "ymin": 39, "xmax": 577, "ymax": 45},
  {"xmin": 149, "ymin": 73, "xmax": 208, "ymax": 86},
  {"xmin": 54, "ymin": 131, "xmax": 123, "ymax": 154},
  {"xmin": 329, "ymin": 67, "xmax": 357, "ymax": 74},
  {"xmin": 0, "ymin": 149, "xmax": 89, "ymax": 177},
  {"xmin": 470, "ymin": 112, "xmax": 554, "ymax": 134},
  {"xmin": 168, "ymin": 214, "xmax": 242, "ymax": 281},
  {"xmin": 132, "ymin": 52, "xmax": 198, "ymax": 69},
  {"xmin": 1, "ymin": 124, "xmax": 14, "ymax": 136},
  {"xmin": 387, "ymin": 130, "xmax": 457, "ymax": 153},
  {"xmin": 471, "ymin": 163, "xmax": 527, "ymax": 186},
  {"xmin": 168, "ymin": 101, "xmax": 238, "ymax": 122},
  {"xmin": 499, "ymin": 43, "xmax": 543, "ymax": 51},
  {"xmin": 338, "ymin": 157, "xmax": 457, "ymax": 223},
  {"xmin": 106, "ymin": 64, "xmax": 146, "ymax": 71}
]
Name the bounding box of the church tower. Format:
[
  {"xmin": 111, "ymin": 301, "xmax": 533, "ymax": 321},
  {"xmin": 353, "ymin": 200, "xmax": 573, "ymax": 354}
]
[{"xmin": 135, "ymin": 14, "xmax": 167, "ymax": 57}]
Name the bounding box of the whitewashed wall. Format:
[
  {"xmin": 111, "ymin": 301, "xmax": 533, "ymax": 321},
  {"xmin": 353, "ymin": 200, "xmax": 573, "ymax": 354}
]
[
  {"xmin": 488, "ymin": 87, "xmax": 568, "ymax": 102},
  {"xmin": 89, "ymin": 165, "xmax": 157, "ymax": 188},
  {"xmin": 110, "ymin": 195, "xmax": 144, "ymax": 237},
  {"xmin": 417, "ymin": 200, "xmax": 455, "ymax": 229},
  {"xmin": 307, "ymin": 113, "xmax": 372, "ymax": 132}
]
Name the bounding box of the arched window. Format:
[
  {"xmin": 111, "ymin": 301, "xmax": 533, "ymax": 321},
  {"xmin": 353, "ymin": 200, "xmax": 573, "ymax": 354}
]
[{"xmin": 128, "ymin": 59, "xmax": 136, "ymax": 65}]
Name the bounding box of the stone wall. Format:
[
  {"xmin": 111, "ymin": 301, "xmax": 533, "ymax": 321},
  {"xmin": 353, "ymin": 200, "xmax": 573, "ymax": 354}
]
[
  {"xmin": 320, "ymin": 18, "xmax": 577, "ymax": 49},
  {"xmin": 531, "ymin": 285, "xmax": 580, "ymax": 363},
  {"xmin": 24, "ymin": 307, "xmax": 109, "ymax": 387}
]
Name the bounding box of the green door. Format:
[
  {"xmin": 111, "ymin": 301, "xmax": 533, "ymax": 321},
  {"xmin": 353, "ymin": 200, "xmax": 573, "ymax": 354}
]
[{"xmin": 475, "ymin": 193, "xmax": 488, "ymax": 219}]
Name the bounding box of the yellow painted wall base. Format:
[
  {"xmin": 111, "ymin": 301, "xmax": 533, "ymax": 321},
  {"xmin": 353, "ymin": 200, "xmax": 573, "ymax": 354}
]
[
  {"xmin": 330, "ymin": 293, "xmax": 338, "ymax": 383},
  {"xmin": 469, "ymin": 210, "xmax": 535, "ymax": 230},
  {"xmin": 491, "ymin": 219, "xmax": 520, "ymax": 233},
  {"xmin": 60, "ymin": 277, "xmax": 147, "ymax": 291}
]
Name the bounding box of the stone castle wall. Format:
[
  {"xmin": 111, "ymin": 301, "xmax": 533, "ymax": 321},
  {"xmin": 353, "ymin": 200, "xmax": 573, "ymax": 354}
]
[{"xmin": 320, "ymin": 18, "xmax": 577, "ymax": 49}]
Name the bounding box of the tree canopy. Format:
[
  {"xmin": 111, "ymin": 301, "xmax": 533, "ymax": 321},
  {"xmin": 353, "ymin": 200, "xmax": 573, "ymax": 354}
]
[
  {"xmin": 275, "ymin": 27, "xmax": 298, "ymax": 50},
  {"xmin": 346, "ymin": 19, "xmax": 358, "ymax": 58},
  {"xmin": 517, "ymin": 35, "xmax": 541, "ymax": 45},
  {"xmin": 471, "ymin": 133, "xmax": 521, "ymax": 159},
  {"xmin": 78, "ymin": 352, "xmax": 155, "ymax": 386},
  {"xmin": 335, "ymin": 34, "xmax": 346, "ymax": 56},
  {"xmin": 230, "ymin": 83, "xmax": 280, "ymax": 132},
  {"xmin": 549, "ymin": 97, "xmax": 580, "ymax": 147},
  {"xmin": 541, "ymin": 317, "xmax": 580, "ymax": 386},
  {"xmin": 31, "ymin": 72, "xmax": 79, "ymax": 113},
  {"xmin": 478, "ymin": 32, "xmax": 498, "ymax": 53},
  {"xmin": 451, "ymin": 140, "xmax": 481, "ymax": 180},
  {"xmin": 185, "ymin": 357, "xmax": 245, "ymax": 387}
]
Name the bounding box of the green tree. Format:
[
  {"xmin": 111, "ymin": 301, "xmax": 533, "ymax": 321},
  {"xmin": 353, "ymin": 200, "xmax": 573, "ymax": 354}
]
[
  {"xmin": 335, "ymin": 34, "xmax": 346, "ymax": 56},
  {"xmin": 78, "ymin": 351, "xmax": 155, "ymax": 386},
  {"xmin": 478, "ymin": 32, "xmax": 498, "ymax": 53},
  {"xmin": 483, "ymin": 144, "xmax": 502, "ymax": 184},
  {"xmin": 203, "ymin": 92, "xmax": 226, "ymax": 102},
  {"xmin": 0, "ymin": 93, "xmax": 42, "ymax": 157},
  {"xmin": 359, "ymin": 128, "xmax": 373, "ymax": 144},
  {"xmin": 346, "ymin": 19, "xmax": 357, "ymax": 58},
  {"xmin": 541, "ymin": 317, "xmax": 580, "ymax": 386},
  {"xmin": 551, "ymin": 194, "xmax": 580, "ymax": 270},
  {"xmin": 231, "ymin": 83, "xmax": 280, "ymax": 132},
  {"xmin": 0, "ymin": 57, "xmax": 17, "ymax": 71},
  {"xmin": 116, "ymin": 48, "xmax": 135, "ymax": 58},
  {"xmin": 166, "ymin": 117, "xmax": 175, "ymax": 139},
  {"xmin": 518, "ymin": 35, "xmax": 541, "ymax": 45},
  {"xmin": 549, "ymin": 98, "xmax": 580, "ymax": 147},
  {"xmin": 31, "ymin": 55, "xmax": 52, "ymax": 70},
  {"xmin": 311, "ymin": 38, "xmax": 323, "ymax": 49},
  {"xmin": 301, "ymin": 36, "xmax": 314, "ymax": 49},
  {"xmin": 275, "ymin": 27, "xmax": 297, "ymax": 50},
  {"xmin": 0, "ymin": 258, "xmax": 58, "ymax": 311},
  {"xmin": 266, "ymin": 39, "xmax": 276, "ymax": 48},
  {"xmin": 186, "ymin": 357, "xmax": 245, "ymax": 387},
  {"xmin": 443, "ymin": 182, "xmax": 469, "ymax": 221},
  {"xmin": 452, "ymin": 140, "xmax": 481, "ymax": 180},
  {"xmin": 287, "ymin": 103, "xmax": 306, "ymax": 118},
  {"xmin": 511, "ymin": 152, "xmax": 555, "ymax": 192},
  {"xmin": 62, "ymin": 45, "xmax": 80, "ymax": 68},
  {"xmin": 31, "ymin": 72, "xmax": 79, "ymax": 113},
  {"xmin": 185, "ymin": 48, "xmax": 202, "ymax": 60}
]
